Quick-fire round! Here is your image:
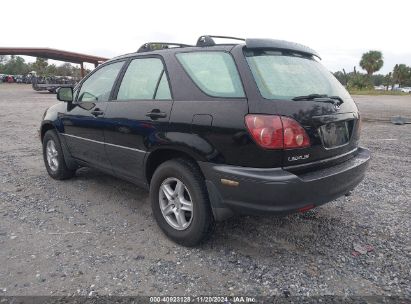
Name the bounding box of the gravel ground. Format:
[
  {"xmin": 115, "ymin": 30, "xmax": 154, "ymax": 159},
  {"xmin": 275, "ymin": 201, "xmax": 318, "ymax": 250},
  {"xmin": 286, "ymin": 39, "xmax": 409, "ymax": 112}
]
[
  {"xmin": 353, "ymin": 94, "xmax": 411, "ymax": 122},
  {"xmin": 0, "ymin": 84, "xmax": 410, "ymax": 298}
]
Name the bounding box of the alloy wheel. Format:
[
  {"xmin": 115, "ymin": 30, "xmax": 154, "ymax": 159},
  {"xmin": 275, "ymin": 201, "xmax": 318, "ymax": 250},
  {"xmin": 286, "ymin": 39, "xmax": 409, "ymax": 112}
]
[
  {"xmin": 159, "ymin": 177, "xmax": 193, "ymax": 230},
  {"xmin": 46, "ymin": 139, "xmax": 59, "ymax": 171}
]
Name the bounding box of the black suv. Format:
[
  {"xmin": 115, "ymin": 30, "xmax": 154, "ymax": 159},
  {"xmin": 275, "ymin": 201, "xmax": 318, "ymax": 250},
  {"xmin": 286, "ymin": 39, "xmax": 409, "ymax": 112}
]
[{"xmin": 40, "ymin": 35, "xmax": 370, "ymax": 246}]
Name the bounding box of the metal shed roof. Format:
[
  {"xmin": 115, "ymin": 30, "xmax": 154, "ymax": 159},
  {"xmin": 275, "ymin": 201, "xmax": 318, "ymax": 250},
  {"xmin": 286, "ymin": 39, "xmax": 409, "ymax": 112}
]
[{"xmin": 0, "ymin": 47, "xmax": 109, "ymax": 65}]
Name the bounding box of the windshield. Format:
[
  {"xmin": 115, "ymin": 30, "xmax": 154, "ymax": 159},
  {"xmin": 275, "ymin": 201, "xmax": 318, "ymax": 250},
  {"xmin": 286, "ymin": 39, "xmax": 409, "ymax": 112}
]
[{"xmin": 245, "ymin": 50, "xmax": 351, "ymax": 100}]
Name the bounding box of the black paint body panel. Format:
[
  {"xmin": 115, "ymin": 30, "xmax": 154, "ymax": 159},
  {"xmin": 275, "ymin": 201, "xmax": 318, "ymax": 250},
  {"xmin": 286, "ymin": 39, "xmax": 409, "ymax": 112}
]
[
  {"xmin": 40, "ymin": 42, "xmax": 370, "ymax": 220},
  {"xmin": 199, "ymin": 147, "xmax": 370, "ymax": 216}
]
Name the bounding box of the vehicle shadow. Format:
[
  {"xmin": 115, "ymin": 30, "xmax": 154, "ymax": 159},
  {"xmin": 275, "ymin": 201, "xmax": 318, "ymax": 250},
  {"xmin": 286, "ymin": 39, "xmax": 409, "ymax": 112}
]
[
  {"xmin": 204, "ymin": 206, "xmax": 359, "ymax": 259},
  {"xmin": 74, "ymin": 167, "xmax": 148, "ymax": 200},
  {"xmin": 72, "ymin": 167, "xmax": 358, "ymax": 258}
]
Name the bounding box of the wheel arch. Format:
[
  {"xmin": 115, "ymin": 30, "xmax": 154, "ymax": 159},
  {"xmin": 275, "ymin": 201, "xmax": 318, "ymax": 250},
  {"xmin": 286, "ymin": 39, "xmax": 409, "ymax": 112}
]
[
  {"xmin": 145, "ymin": 147, "xmax": 204, "ymax": 185},
  {"xmin": 40, "ymin": 121, "xmax": 78, "ymax": 170},
  {"xmin": 40, "ymin": 121, "xmax": 56, "ymax": 142}
]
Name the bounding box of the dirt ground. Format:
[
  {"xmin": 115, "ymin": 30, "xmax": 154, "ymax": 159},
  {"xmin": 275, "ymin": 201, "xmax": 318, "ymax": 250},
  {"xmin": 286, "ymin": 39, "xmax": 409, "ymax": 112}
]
[
  {"xmin": 0, "ymin": 84, "xmax": 410, "ymax": 298},
  {"xmin": 353, "ymin": 94, "xmax": 411, "ymax": 121}
]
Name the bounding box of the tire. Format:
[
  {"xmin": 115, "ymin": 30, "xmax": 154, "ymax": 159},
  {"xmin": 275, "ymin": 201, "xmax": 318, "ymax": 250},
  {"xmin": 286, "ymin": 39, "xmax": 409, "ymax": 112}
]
[
  {"xmin": 150, "ymin": 158, "xmax": 215, "ymax": 246},
  {"xmin": 42, "ymin": 130, "xmax": 76, "ymax": 180}
]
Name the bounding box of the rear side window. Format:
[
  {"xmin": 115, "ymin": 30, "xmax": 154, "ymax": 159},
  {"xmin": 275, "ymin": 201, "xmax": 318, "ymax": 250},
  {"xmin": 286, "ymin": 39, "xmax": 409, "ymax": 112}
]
[
  {"xmin": 176, "ymin": 52, "xmax": 245, "ymax": 98},
  {"xmin": 117, "ymin": 58, "xmax": 171, "ymax": 100}
]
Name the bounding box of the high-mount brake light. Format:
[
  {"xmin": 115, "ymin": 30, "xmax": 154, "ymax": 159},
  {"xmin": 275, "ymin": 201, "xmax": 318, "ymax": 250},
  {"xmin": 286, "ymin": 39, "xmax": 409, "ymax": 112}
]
[{"xmin": 245, "ymin": 115, "xmax": 310, "ymax": 149}]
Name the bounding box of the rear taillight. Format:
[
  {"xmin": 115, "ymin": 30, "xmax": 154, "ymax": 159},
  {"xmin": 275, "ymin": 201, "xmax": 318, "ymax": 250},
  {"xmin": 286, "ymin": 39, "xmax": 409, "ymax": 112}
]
[
  {"xmin": 245, "ymin": 114, "xmax": 310, "ymax": 149},
  {"xmin": 281, "ymin": 116, "xmax": 311, "ymax": 149},
  {"xmin": 245, "ymin": 115, "xmax": 283, "ymax": 149}
]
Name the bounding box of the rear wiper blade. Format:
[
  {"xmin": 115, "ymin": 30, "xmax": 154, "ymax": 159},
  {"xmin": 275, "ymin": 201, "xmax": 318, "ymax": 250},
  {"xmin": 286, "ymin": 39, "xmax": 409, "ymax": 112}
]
[
  {"xmin": 292, "ymin": 94, "xmax": 344, "ymax": 105},
  {"xmin": 292, "ymin": 94, "xmax": 328, "ymax": 101},
  {"xmin": 328, "ymin": 96, "xmax": 344, "ymax": 104}
]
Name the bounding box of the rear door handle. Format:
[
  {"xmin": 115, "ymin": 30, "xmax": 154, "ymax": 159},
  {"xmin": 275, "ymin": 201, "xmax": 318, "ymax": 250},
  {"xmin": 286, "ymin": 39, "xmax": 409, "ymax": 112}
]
[
  {"xmin": 146, "ymin": 109, "xmax": 167, "ymax": 119},
  {"xmin": 91, "ymin": 108, "xmax": 104, "ymax": 117}
]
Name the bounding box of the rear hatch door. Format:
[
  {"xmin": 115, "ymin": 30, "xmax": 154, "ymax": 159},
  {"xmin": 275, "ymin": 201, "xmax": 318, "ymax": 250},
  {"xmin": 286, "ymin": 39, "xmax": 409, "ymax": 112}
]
[
  {"xmin": 243, "ymin": 48, "xmax": 360, "ymax": 169},
  {"xmin": 267, "ymin": 98, "xmax": 359, "ymax": 168}
]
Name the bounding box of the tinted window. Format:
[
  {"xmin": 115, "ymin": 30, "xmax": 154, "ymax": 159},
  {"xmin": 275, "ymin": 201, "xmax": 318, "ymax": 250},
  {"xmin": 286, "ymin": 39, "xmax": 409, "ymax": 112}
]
[
  {"xmin": 78, "ymin": 61, "xmax": 124, "ymax": 102},
  {"xmin": 117, "ymin": 58, "xmax": 171, "ymax": 100},
  {"xmin": 245, "ymin": 50, "xmax": 351, "ymax": 100},
  {"xmin": 155, "ymin": 73, "xmax": 171, "ymax": 99},
  {"xmin": 176, "ymin": 52, "xmax": 245, "ymax": 98}
]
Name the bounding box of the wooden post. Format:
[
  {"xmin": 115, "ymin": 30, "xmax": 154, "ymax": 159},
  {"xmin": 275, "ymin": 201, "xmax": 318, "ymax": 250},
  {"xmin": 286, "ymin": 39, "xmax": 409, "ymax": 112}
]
[{"xmin": 80, "ymin": 62, "xmax": 85, "ymax": 78}]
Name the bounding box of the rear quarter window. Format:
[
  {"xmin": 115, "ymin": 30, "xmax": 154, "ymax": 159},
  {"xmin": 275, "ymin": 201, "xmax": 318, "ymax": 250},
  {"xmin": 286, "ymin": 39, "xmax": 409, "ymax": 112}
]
[{"xmin": 176, "ymin": 52, "xmax": 245, "ymax": 98}]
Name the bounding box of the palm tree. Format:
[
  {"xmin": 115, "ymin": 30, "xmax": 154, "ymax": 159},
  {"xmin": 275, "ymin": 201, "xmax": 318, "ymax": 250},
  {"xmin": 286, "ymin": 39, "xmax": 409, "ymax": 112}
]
[
  {"xmin": 393, "ymin": 64, "xmax": 411, "ymax": 87},
  {"xmin": 360, "ymin": 51, "xmax": 384, "ymax": 76}
]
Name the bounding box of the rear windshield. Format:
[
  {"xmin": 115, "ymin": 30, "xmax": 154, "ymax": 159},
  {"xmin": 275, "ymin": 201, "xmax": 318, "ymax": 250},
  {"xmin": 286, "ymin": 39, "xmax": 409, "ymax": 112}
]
[
  {"xmin": 245, "ymin": 50, "xmax": 351, "ymax": 100},
  {"xmin": 176, "ymin": 52, "xmax": 245, "ymax": 98}
]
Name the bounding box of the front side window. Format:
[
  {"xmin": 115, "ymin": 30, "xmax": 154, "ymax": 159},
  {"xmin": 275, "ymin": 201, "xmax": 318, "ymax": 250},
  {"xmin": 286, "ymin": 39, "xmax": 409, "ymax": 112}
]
[
  {"xmin": 117, "ymin": 58, "xmax": 171, "ymax": 100},
  {"xmin": 78, "ymin": 61, "xmax": 124, "ymax": 102},
  {"xmin": 245, "ymin": 50, "xmax": 351, "ymax": 100},
  {"xmin": 176, "ymin": 52, "xmax": 245, "ymax": 98}
]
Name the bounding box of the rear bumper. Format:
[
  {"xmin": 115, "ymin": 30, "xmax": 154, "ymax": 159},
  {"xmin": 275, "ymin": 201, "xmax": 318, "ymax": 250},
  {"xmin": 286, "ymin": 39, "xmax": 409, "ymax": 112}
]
[{"xmin": 199, "ymin": 147, "xmax": 370, "ymax": 220}]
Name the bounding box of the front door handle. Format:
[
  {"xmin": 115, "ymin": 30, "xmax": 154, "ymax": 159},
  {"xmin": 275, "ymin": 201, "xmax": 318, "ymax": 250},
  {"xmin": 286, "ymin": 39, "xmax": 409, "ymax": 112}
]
[
  {"xmin": 146, "ymin": 109, "xmax": 167, "ymax": 119},
  {"xmin": 91, "ymin": 108, "xmax": 104, "ymax": 117}
]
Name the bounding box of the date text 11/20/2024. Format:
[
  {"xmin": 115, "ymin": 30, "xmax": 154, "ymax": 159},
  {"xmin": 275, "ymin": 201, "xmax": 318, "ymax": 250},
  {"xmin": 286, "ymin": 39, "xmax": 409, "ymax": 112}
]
[{"xmin": 149, "ymin": 296, "xmax": 256, "ymax": 303}]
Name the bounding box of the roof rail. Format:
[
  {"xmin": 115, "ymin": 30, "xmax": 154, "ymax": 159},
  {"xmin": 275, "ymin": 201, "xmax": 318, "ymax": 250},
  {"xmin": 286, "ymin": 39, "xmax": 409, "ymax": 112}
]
[
  {"xmin": 137, "ymin": 42, "xmax": 193, "ymax": 53},
  {"xmin": 196, "ymin": 35, "xmax": 245, "ymax": 47}
]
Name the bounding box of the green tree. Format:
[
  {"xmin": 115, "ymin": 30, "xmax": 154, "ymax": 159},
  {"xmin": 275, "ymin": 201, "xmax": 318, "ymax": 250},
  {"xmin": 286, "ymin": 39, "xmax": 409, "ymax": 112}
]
[
  {"xmin": 371, "ymin": 74, "xmax": 385, "ymax": 86},
  {"xmin": 393, "ymin": 64, "xmax": 411, "ymax": 87},
  {"xmin": 359, "ymin": 50, "xmax": 384, "ymax": 76},
  {"xmin": 0, "ymin": 56, "xmax": 90, "ymax": 79},
  {"xmin": 383, "ymin": 72, "xmax": 393, "ymax": 90},
  {"xmin": 0, "ymin": 55, "xmax": 8, "ymax": 64},
  {"xmin": 46, "ymin": 64, "xmax": 57, "ymax": 76},
  {"xmin": 347, "ymin": 73, "xmax": 373, "ymax": 90},
  {"xmin": 56, "ymin": 63, "xmax": 74, "ymax": 76},
  {"xmin": 32, "ymin": 57, "xmax": 49, "ymax": 76},
  {"xmin": 333, "ymin": 71, "xmax": 347, "ymax": 85},
  {"xmin": 2, "ymin": 56, "xmax": 30, "ymax": 75}
]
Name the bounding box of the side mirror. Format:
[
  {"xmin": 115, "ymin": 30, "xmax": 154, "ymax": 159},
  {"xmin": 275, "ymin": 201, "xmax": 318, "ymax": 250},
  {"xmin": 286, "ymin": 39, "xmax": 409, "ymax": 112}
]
[{"xmin": 57, "ymin": 87, "xmax": 73, "ymax": 102}]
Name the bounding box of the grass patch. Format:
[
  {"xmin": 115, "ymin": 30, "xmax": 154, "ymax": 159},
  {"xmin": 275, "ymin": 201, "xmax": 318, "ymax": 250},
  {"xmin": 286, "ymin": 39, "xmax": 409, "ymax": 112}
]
[{"xmin": 348, "ymin": 89, "xmax": 409, "ymax": 96}]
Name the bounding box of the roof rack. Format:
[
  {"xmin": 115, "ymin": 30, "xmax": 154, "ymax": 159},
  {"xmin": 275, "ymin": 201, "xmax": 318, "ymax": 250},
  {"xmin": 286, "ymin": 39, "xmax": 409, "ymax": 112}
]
[
  {"xmin": 137, "ymin": 42, "xmax": 193, "ymax": 53},
  {"xmin": 196, "ymin": 35, "xmax": 245, "ymax": 47},
  {"xmin": 135, "ymin": 36, "xmax": 319, "ymax": 59}
]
